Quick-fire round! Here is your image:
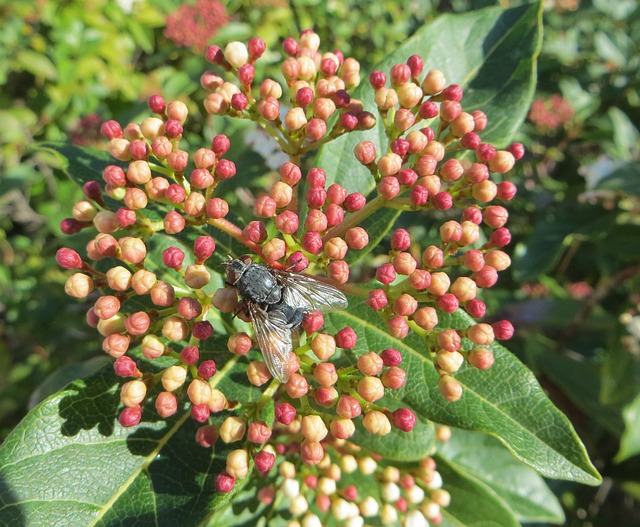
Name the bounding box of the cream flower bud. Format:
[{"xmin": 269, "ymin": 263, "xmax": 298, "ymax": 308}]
[
  {"xmin": 226, "ymin": 449, "xmax": 249, "ymax": 479},
  {"xmin": 219, "ymin": 416, "xmax": 246, "ymax": 443},
  {"xmin": 381, "ymin": 481, "xmax": 400, "ymax": 502},
  {"xmin": 282, "ymin": 478, "xmax": 300, "ymax": 498},
  {"xmin": 224, "ymin": 41, "xmax": 249, "ymax": 69},
  {"xmin": 359, "ymin": 496, "xmax": 379, "ymax": 517}
]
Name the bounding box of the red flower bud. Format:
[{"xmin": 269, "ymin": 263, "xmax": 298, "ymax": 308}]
[
  {"xmin": 198, "ymin": 360, "xmax": 217, "ymax": 380},
  {"xmin": 114, "ymin": 355, "xmax": 138, "ymax": 377},
  {"xmin": 302, "ymin": 232, "xmax": 323, "ymax": 255},
  {"xmin": 380, "ymin": 348, "xmax": 402, "ymax": 367},
  {"xmin": 335, "ymin": 326, "xmax": 357, "ymax": 349},
  {"xmin": 275, "ymin": 402, "xmax": 296, "ymax": 425},
  {"xmin": 254, "ymin": 451, "xmax": 275, "ymax": 475},
  {"xmin": 376, "ymin": 263, "xmax": 396, "ymax": 285},
  {"xmin": 369, "ymin": 71, "xmax": 386, "ymax": 89},
  {"xmin": 367, "ymin": 289, "xmax": 388, "ymax": 310},
  {"xmin": 492, "ymin": 319, "xmax": 514, "ymax": 340},
  {"xmin": 248, "ymin": 37, "xmax": 266, "ymax": 61},
  {"xmin": 56, "ymin": 248, "xmax": 83, "ymax": 269},
  {"xmin": 325, "ymin": 203, "xmax": 345, "ymax": 228},
  {"xmin": 118, "ymin": 406, "xmax": 142, "ymax": 427},
  {"xmin": 215, "ymin": 159, "xmax": 236, "ymax": 179},
  {"xmin": 162, "ymin": 246, "xmax": 185, "ymax": 270},
  {"xmin": 192, "ymin": 321, "xmax": 213, "ymax": 339},
  {"xmin": 497, "ymin": 181, "xmax": 517, "ymax": 200},
  {"xmin": 181, "ymin": 345, "xmax": 200, "ymax": 365},
  {"xmin": 343, "ymin": 192, "xmax": 366, "ymax": 212},
  {"xmin": 302, "ymin": 311, "xmax": 324, "ymax": 334},
  {"xmin": 392, "ymin": 408, "xmax": 417, "ymax": 432},
  {"xmin": 215, "ymin": 472, "xmax": 235, "ymax": 493}
]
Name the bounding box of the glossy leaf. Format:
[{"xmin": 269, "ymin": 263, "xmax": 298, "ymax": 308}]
[
  {"xmin": 616, "ymin": 393, "xmax": 640, "ymax": 463},
  {"xmin": 438, "ymin": 429, "xmax": 565, "ymax": 523},
  {"xmin": 437, "ymin": 455, "xmax": 520, "ymax": 527},
  {"xmin": 318, "ymin": 2, "xmax": 543, "ymax": 194},
  {"xmin": 325, "ymin": 299, "xmax": 601, "ymax": 485}
]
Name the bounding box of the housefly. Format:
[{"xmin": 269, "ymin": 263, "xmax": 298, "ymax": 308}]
[{"xmin": 224, "ymin": 256, "xmax": 348, "ymax": 382}]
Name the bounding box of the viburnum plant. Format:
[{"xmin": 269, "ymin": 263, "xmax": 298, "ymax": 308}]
[{"xmin": 0, "ymin": 4, "xmax": 601, "ymax": 527}]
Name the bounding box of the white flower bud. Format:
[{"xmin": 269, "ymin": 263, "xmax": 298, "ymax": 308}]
[
  {"xmin": 224, "ymin": 41, "xmax": 249, "ymax": 69},
  {"xmin": 289, "ymin": 495, "xmax": 309, "ymax": 516},
  {"xmin": 405, "ymin": 510, "xmax": 429, "ymax": 527},
  {"xmin": 357, "ymin": 456, "xmax": 377, "ymax": 475},
  {"xmin": 381, "ymin": 503, "xmax": 398, "ymax": 524},
  {"xmin": 406, "ymin": 484, "xmax": 425, "ymax": 504},
  {"xmin": 301, "ymin": 513, "xmax": 322, "ymax": 527},
  {"xmin": 345, "ymin": 515, "xmax": 364, "ymax": 527},
  {"xmin": 331, "ymin": 498, "xmax": 351, "ymax": 521},
  {"xmin": 282, "ymin": 478, "xmax": 300, "ymax": 498},
  {"xmin": 341, "ymin": 454, "xmax": 358, "ymax": 473},
  {"xmin": 382, "ymin": 482, "xmax": 401, "ymax": 503},
  {"xmin": 359, "ymin": 495, "xmax": 379, "ymax": 517},
  {"xmin": 317, "ymin": 477, "xmax": 336, "ymax": 495},
  {"xmin": 427, "ymin": 470, "xmax": 443, "ymax": 489}
]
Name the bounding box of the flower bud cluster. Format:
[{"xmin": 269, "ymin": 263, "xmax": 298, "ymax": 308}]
[
  {"xmin": 247, "ymin": 439, "xmax": 450, "ymax": 527},
  {"xmin": 202, "ymin": 31, "xmax": 375, "ymax": 154},
  {"xmin": 359, "ymin": 57, "xmax": 520, "ymax": 401},
  {"xmin": 58, "ymin": 94, "xmax": 249, "ymax": 426}
]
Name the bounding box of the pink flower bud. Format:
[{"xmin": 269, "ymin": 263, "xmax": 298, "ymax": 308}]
[
  {"xmin": 376, "ymin": 263, "xmax": 396, "ymax": 285},
  {"xmin": 194, "ymin": 236, "xmax": 215, "ymax": 262},
  {"xmin": 468, "ymin": 348, "xmax": 495, "ymax": 370},
  {"xmin": 196, "ymin": 425, "xmax": 218, "ymax": 448},
  {"xmin": 381, "ymin": 366, "xmax": 407, "ymax": 389},
  {"xmin": 393, "ymin": 294, "xmax": 418, "ymax": 316},
  {"xmin": 198, "ymin": 360, "xmax": 217, "ymax": 380},
  {"xmin": 306, "ymin": 187, "xmax": 327, "ymax": 208},
  {"xmin": 393, "ymin": 252, "xmax": 417, "ymax": 275},
  {"xmin": 381, "ymin": 348, "xmax": 402, "ymax": 367},
  {"xmin": 244, "ymin": 221, "xmax": 267, "ymax": 243},
  {"xmin": 387, "ymin": 316, "xmax": 409, "ymax": 338},
  {"xmin": 391, "ymin": 408, "xmax": 417, "ymax": 432},
  {"xmin": 192, "ymin": 321, "xmax": 213, "ymax": 340},
  {"xmin": 215, "ymin": 472, "xmax": 235, "ymax": 493},
  {"xmin": 56, "ymin": 248, "xmax": 83, "ymax": 269},
  {"xmin": 313, "ymin": 362, "xmax": 339, "ymax": 387},
  {"xmin": 114, "ymin": 355, "xmax": 138, "ymax": 377},
  {"xmin": 164, "ymin": 211, "xmax": 186, "ymax": 235},
  {"xmin": 302, "ymin": 311, "xmax": 324, "ymax": 334},
  {"xmin": 162, "ymin": 246, "xmax": 185, "ymax": 270},
  {"xmin": 379, "ymin": 176, "xmax": 400, "ymax": 200},
  {"xmin": 177, "ymin": 297, "xmax": 203, "ymax": 320},
  {"xmin": 410, "ymin": 185, "xmax": 429, "ymax": 207},
  {"xmin": 102, "ymin": 333, "xmax": 130, "ymax": 359},
  {"xmin": 325, "ymin": 203, "xmax": 345, "ymax": 228},
  {"xmin": 305, "ymin": 209, "xmax": 328, "ymax": 232},
  {"xmin": 101, "ymin": 120, "xmax": 123, "ymax": 140},
  {"xmin": 335, "ymin": 326, "xmax": 357, "ymax": 349},
  {"xmin": 432, "ymin": 191, "xmax": 453, "ymax": 210},
  {"xmin": 367, "ymin": 289, "xmax": 388, "ymax": 310},
  {"xmin": 343, "ymin": 192, "xmax": 366, "ymax": 212},
  {"xmin": 275, "ymin": 402, "xmax": 297, "ymax": 425},
  {"xmin": 436, "ymin": 293, "xmax": 459, "ymax": 313},
  {"xmin": 248, "ymin": 421, "xmax": 272, "ymax": 444},
  {"xmin": 327, "ymin": 259, "xmax": 349, "ymax": 284},
  {"xmin": 492, "ymin": 319, "xmax": 514, "ymax": 340},
  {"xmin": 206, "ymin": 197, "xmax": 229, "ymax": 219},
  {"xmin": 254, "ymin": 451, "xmax": 275, "ymax": 475},
  {"xmin": 323, "ymin": 237, "xmax": 348, "ymax": 259},
  {"xmin": 254, "ymin": 195, "xmax": 277, "ymax": 218},
  {"xmin": 118, "ymin": 406, "xmax": 142, "ymax": 427},
  {"xmin": 336, "ymin": 395, "xmax": 361, "ymax": 419},
  {"xmin": 475, "ymin": 265, "xmax": 499, "ymax": 288},
  {"xmin": 279, "ymin": 162, "xmax": 302, "ymax": 186},
  {"xmin": 369, "ymin": 71, "xmax": 386, "ymax": 89},
  {"xmin": 286, "ymin": 251, "xmax": 309, "ymax": 272},
  {"xmin": 215, "ymin": 159, "xmax": 236, "ymax": 179}
]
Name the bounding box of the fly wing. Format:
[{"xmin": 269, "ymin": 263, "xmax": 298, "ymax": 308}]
[
  {"xmin": 246, "ymin": 302, "xmax": 293, "ymax": 383},
  {"xmin": 274, "ymin": 270, "xmax": 348, "ymax": 313}
]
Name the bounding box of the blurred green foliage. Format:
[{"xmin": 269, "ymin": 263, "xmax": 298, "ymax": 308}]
[{"xmin": 0, "ymin": 0, "xmax": 639, "ymax": 525}]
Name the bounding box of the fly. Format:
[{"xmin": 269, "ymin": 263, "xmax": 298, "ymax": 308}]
[{"xmin": 224, "ymin": 256, "xmax": 348, "ymax": 383}]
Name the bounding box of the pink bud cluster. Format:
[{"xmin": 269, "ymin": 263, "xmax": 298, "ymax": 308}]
[
  {"xmin": 360, "ymin": 57, "xmax": 520, "ymax": 401},
  {"xmin": 58, "ymin": 93, "xmax": 252, "ymax": 426},
  {"xmin": 202, "ymin": 31, "xmax": 375, "ymax": 153}
]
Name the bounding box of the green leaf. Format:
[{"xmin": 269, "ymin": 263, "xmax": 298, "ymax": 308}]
[
  {"xmin": 595, "ymin": 161, "xmax": 640, "ymax": 195},
  {"xmin": 14, "ymin": 50, "xmax": 58, "ymax": 81},
  {"xmin": 318, "ymin": 2, "xmax": 542, "ymax": 194},
  {"xmin": 325, "ymin": 299, "xmax": 601, "ymax": 485},
  {"xmin": 615, "ymin": 394, "xmax": 640, "ymax": 463},
  {"xmin": 438, "ymin": 429, "xmax": 565, "ymax": 523},
  {"xmin": 0, "ymin": 355, "xmax": 256, "ymax": 526},
  {"xmin": 436, "ymin": 455, "xmax": 520, "ymax": 527}
]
